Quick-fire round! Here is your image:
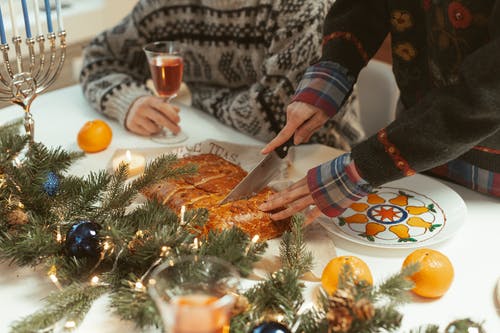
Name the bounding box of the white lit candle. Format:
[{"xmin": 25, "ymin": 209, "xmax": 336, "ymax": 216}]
[
  {"xmin": 55, "ymin": 0, "xmax": 62, "ymax": 31},
  {"xmin": 32, "ymin": 0, "xmax": 41, "ymax": 36},
  {"xmin": 112, "ymin": 150, "xmax": 145, "ymax": 178},
  {"xmin": 7, "ymin": 0, "xmax": 18, "ymax": 37}
]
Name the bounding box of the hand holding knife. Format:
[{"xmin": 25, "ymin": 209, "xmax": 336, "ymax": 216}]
[{"xmin": 218, "ymin": 137, "xmax": 294, "ymax": 205}]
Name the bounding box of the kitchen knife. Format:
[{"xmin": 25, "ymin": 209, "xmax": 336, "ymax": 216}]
[{"xmin": 219, "ymin": 137, "xmax": 294, "ymax": 205}]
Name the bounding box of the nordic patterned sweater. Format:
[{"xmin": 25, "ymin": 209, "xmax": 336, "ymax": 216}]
[
  {"xmin": 294, "ymin": 0, "xmax": 500, "ymax": 209},
  {"xmin": 79, "ymin": 0, "xmax": 363, "ymax": 148}
]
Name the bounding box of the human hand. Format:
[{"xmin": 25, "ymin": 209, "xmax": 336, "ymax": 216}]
[
  {"xmin": 125, "ymin": 96, "xmax": 181, "ymax": 136},
  {"xmin": 258, "ymin": 177, "xmax": 323, "ymax": 225},
  {"xmin": 261, "ymin": 101, "xmax": 329, "ymax": 154}
]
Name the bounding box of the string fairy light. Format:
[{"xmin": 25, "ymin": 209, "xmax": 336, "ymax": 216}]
[
  {"xmin": 160, "ymin": 245, "xmax": 171, "ymax": 257},
  {"xmin": 180, "ymin": 205, "xmax": 186, "ymax": 225},
  {"xmin": 64, "ymin": 320, "xmax": 76, "ymax": 329},
  {"xmin": 134, "ymin": 281, "xmax": 145, "ymax": 292},
  {"xmin": 244, "ymin": 234, "xmax": 260, "ymax": 255},
  {"xmin": 48, "ymin": 265, "xmax": 63, "ymax": 290},
  {"xmin": 191, "ymin": 237, "xmax": 200, "ymax": 250},
  {"xmin": 55, "ymin": 225, "xmax": 62, "ymax": 243},
  {"xmin": 133, "ymin": 244, "xmax": 173, "ymax": 293},
  {"xmin": 90, "ymin": 276, "xmax": 100, "ymax": 286},
  {"xmin": 103, "ymin": 241, "xmax": 112, "ymax": 251}
]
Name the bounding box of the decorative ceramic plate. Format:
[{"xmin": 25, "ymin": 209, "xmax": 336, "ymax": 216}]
[{"xmin": 317, "ymin": 174, "xmax": 467, "ymax": 248}]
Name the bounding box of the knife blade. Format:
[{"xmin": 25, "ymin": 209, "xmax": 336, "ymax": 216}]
[{"xmin": 219, "ymin": 137, "xmax": 294, "ymax": 205}]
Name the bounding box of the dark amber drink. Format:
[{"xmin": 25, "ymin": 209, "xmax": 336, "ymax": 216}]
[{"xmin": 149, "ymin": 55, "xmax": 184, "ymax": 97}]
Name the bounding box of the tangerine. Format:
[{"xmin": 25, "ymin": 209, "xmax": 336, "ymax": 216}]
[
  {"xmin": 402, "ymin": 248, "xmax": 454, "ymax": 298},
  {"xmin": 77, "ymin": 119, "xmax": 113, "ymax": 153},
  {"xmin": 321, "ymin": 256, "xmax": 373, "ymax": 295}
]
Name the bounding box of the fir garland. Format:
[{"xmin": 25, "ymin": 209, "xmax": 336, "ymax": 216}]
[{"xmin": 0, "ymin": 122, "xmax": 485, "ymax": 333}]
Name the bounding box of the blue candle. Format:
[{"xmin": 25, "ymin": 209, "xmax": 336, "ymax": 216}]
[
  {"xmin": 43, "ymin": 0, "xmax": 52, "ymax": 33},
  {"xmin": 0, "ymin": 6, "xmax": 7, "ymax": 44},
  {"xmin": 21, "ymin": 0, "xmax": 32, "ymax": 38}
]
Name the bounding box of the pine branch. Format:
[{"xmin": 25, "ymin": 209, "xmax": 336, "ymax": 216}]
[
  {"xmin": 0, "ymin": 118, "xmax": 23, "ymax": 134},
  {"xmin": 0, "ymin": 221, "xmax": 60, "ymax": 266},
  {"xmin": 294, "ymin": 309, "xmax": 328, "ymax": 333},
  {"xmin": 243, "ymin": 268, "xmax": 305, "ymax": 323},
  {"xmin": 408, "ymin": 325, "xmax": 440, "ymax": 333},
  {"xmin": 349, "ymin": 304, "xmax": 403, "ymax": 333},
  {"xmin": 97, "ymin": 154, "xmax": 195, "ymax": 218},
  {"xmin": 132, "ymin": 153, "xmax": 196, "ymax": 190},
  {"xmin": 0, "ymin": 122, "xmax": 28, "ymax": 165},
  {"xmin": 200, "ymin": 227, "xmax": 268, "ymax": 276},
  {"xmin": 375, "ymin": 263, "xmax": 418, "ymax": 305},
  {"xmin": 110, "ymin": 278, "xmax": 161, "ymax": 329},
  {"xmin": 10, "ymin": 284, "xmax": 107, "ymax": 333},
  {"xmin": 280, "ymin": 215, "xmax": 314, "ymax": 276}
]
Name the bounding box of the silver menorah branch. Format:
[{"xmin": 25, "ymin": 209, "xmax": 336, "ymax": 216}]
[{"xmin": 0, "ymin": 30, "xmax": 66, "ymax": 141}]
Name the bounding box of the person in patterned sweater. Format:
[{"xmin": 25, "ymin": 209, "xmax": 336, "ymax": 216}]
[
  {"xmin": 261, "ymin": 0, "xmax": 500, "ymax": 223},
  {"xmin": 80, "ymin": 0, "xmax": 363, "ymax": 149}
]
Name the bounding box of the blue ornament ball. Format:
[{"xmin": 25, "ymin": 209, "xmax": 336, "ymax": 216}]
[
  {"xmin": 65, "ymin": 221, "xmax": 101, "ymax": 258},
  {"xmin": 252, "ymin": 322, "xmax": 291, "ymax": 333},
  {"xmin": 43, "ymin": 172, "xmax": 60, "ymax": 196}
]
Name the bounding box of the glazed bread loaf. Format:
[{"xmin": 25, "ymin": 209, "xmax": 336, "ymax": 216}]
[{"xmin": 142, "ymin": 154, "xmax": 289, "ymax": 240}]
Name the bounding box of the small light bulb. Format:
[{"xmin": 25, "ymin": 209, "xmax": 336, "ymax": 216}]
[
  {"xmin": 90, "ymin": 276, "xmax": 99, "ymax": 285},
  {"xmin": 180, "ymin": 205, "xmax": 186, "ymax": 225},
  {"xmin": 135, "ymin": 281, "xmax": 144, "ymax": 291},
  {"xmin": 64, "ymin": 321, "xmax": 76, "ymax": 328},
  {"xmin": 251, "ymin": 235, "xmax": 260, "ymax": 243},
  {"xmin": 49, "ymin": 274, "xmax": 58, "ymax": 283}
]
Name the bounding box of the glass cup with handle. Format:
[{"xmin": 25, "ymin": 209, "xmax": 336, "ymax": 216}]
[
  {"xmin": 143, "ymin": 41, "xmax": 188, "ymax": 144},
  {"xmin": 148, "ymin": 255, "xmax": 240, "ymax": 333}
]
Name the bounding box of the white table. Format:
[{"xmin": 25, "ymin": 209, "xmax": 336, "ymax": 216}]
[{"xmin": 0, "ymin": 85, "xmax": 499, "ymax": 332}]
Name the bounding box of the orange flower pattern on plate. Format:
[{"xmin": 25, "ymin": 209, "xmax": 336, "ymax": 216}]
[{"xmin": 336, "ymin": 188, "xmax": 446, "ymax": 245}]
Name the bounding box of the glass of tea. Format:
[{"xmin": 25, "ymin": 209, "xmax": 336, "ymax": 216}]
[
  {"xmin": 148, "ymin": 255, "xmax": 240, "ymax": 333},
  {"xmin": 143, "ymin": 41, "xmax": 188, "ymax": 144}
]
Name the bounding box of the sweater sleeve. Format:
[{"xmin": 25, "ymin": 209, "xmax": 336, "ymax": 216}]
[
  {"xmin": 320, "ymin": 0, "xmax": 390, "ymax": 78},
  {"xmin": 189, "ymin": 2, "xmax": 363, "ymax": 146},
  {"xmin": 290, "ymin": 0, "xmax": 390, "ymax": 131},
  {"xmin": 79, "ymin": 2, "xmax": 153, "ymax": 126},
  {"xmin": 352, "ymin": 1, "xmax": 500, "ymax": 187}
]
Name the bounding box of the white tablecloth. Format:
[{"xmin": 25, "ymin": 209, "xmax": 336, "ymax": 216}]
[{"xmin": 0, "ymin": 85, "xmax": 499, "ymax": 332}]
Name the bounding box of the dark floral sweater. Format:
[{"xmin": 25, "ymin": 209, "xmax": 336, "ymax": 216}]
[{"xmin": 293, "ymin": 0, "xmax": 499, "ymax": 215}]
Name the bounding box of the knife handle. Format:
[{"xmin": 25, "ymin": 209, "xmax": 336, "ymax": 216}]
[{"xmin": 275, "ymin": 137, "xmax": 294, "ymax": 159}]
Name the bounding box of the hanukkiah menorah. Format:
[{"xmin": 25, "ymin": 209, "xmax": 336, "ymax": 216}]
[{"xmin": 0, "ymin": 0, "xmax": 66, "ymax": 141}]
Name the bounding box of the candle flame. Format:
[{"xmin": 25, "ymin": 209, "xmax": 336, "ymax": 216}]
[{"xmin": 125, "ymin": 150, "xmax": 132, "ymax": 162}]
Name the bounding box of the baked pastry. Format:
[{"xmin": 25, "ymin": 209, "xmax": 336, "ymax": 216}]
[{"xmin": 142, "ymin": 154, "xmax": 289, "ymax": 240}]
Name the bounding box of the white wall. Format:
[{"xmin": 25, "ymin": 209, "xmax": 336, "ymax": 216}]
[
  {"xmin": 65, "ymin": 0, "xmax": 137, "ymax": 81},
  {"xmin": 64, "ymin": 0, "xmax": 137, "ymax": 45}
]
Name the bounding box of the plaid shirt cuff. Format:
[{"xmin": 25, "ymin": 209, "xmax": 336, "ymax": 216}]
[
  {"xmin": 291, "ymin": 61, "xmax": 354, "ymax": 117},
  {"xmin": 307, "ymin": 153, "xmax": 372, "ymax": 217}
]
